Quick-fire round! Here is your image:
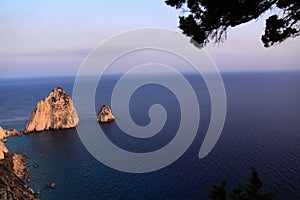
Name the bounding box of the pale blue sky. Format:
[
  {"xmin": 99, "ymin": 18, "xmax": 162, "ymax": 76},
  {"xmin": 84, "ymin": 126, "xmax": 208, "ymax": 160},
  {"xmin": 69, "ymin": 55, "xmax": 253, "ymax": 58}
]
[{"xmin": 0, "ymin": 1, "xmax": 299, "ymax": 78}]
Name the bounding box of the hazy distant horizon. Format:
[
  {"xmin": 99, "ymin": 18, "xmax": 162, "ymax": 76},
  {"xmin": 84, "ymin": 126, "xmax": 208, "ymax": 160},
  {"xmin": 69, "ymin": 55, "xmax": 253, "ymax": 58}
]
[{"xmin": 1, "ymin": 68, "xmax": 300, "ymax": 80}]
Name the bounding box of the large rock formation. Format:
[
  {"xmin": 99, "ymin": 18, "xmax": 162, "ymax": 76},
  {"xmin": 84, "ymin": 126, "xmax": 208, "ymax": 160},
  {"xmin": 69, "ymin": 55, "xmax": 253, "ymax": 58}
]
[
  {"xmin": 97, "ymin": 105, "xmax": 115, "ymax": 123},
  {"xmin": 23, "ymin": 87, "xmax": 79, "ymax": 134}
]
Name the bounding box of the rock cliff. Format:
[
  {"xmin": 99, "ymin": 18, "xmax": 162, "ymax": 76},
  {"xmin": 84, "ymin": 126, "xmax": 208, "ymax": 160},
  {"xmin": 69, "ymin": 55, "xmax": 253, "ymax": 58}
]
[
  {"xmin": 97, "ymin": 105, "xmax": 115, "ymax": 123},
  {"xmin": 23, "ymin": 87, "xmax": 79, "ymax": 134}
]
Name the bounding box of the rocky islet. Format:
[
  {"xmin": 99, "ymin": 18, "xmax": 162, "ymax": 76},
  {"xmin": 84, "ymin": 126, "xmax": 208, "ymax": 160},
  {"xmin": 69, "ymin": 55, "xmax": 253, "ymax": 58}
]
[
  {"xmin": 23, "ymin": 87, "xmax": 79, "ymax": 134},
  {"xmin": 97, "ymin": 105, "xmax": 115, "ymax": 123}
]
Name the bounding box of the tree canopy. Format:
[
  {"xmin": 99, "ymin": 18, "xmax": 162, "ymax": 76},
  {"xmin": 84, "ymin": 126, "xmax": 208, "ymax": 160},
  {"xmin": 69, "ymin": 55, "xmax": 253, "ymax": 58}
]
[
  {"xmin": 206, "ymin": 169, "xmax": 277, "ymax": 200},
  {"xmin": 165, "ymin": 0, "xmax": 300, "ymax": 48}
]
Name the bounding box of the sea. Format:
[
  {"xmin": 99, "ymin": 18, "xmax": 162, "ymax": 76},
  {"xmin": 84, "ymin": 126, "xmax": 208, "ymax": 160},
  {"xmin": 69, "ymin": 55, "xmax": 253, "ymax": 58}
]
[{"xmin": 0, "ymin": 71, "xmax": 299, "ymax": 200}]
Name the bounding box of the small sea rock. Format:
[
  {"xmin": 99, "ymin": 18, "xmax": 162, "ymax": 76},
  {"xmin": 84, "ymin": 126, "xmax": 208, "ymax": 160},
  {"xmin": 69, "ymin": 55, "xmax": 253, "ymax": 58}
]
[
  {"xmin": 45, "ymin": 182, "xmax": 56, "ymax": 189},
  {"xmin": 97, "ymin": 105, "xmax": 115, "ymax": 123},
  {"xmin": 50, "ymin": 182, "xmax": 56, "ymax": 189},
  {"xmin": 33, "ymin": 163, "xmax": 39, "ymax": 168}
]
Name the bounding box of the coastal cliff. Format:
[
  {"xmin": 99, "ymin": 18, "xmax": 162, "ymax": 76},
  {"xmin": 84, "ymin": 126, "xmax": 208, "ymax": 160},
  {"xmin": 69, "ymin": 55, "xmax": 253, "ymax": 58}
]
[
  {"xmin": 23, "ymin": 87, "xmax": 79, "ymax": 134},
  {"xmin": 97, "ymin": 105, "xmax": 115, "ymax": 123}
]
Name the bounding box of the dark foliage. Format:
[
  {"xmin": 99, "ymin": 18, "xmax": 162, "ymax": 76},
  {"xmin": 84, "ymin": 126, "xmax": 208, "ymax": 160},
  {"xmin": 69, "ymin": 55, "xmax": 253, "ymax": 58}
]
[
  {"xmin": 165, "ymin": 0, "xmax": 299, "ymax": 47},
  {"xmin": 205, "ymin": 169, "xmax": 277, "ymax": 200}
]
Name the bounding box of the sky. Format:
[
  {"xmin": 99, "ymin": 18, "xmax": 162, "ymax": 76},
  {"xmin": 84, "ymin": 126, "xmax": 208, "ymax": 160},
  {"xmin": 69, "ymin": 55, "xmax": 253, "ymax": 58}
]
[{"xmin": 0, "ymin": 0, "xmax": 299, "ymax": 78}]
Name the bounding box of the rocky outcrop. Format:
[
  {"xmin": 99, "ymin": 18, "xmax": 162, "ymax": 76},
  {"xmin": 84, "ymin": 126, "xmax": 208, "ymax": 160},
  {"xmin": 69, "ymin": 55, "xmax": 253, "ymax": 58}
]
[
  {"xmin": 23, "ymin": 87, "xmax": 79, "ymax": 134},
  {"xmin": 12, "ymin": 154, "xmax": 28, "ymax": 181},
  {"xmin": 0, "ymin": 141, "xmax": 8, "ymax": 160},
  {"xmin": 0, "ymin": 126, "xmax": 21, "ymax": 140},
  {"xmin": 0, "ymin": 127, "xmax": 5, "ymax": 141},
  {"xmin": 0, "ymin": 127, "xmax": 11, "ymax": 160},
  {"xmin": 0, "ymin": 129, "xmax": 5, "ymax": 141},
  {"xmin": 97, "ymin": 105, "xmax": 115, "ymax": 123},
  {"xmin": 6, "ymin": 129, "xmax": 21, "ymax": 137}
]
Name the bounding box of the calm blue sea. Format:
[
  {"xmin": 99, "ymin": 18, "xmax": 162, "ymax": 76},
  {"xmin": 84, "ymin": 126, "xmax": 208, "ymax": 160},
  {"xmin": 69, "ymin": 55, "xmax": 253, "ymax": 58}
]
[{"xmin": 1, "ymin": 72, "xmax": 300, "ymax": 200}]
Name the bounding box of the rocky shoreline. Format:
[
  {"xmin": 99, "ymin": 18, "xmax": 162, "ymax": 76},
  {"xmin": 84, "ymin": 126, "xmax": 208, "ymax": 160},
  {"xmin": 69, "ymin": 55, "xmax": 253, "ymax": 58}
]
[
  {"xmin": 0, "ymin": 125, "xmax": 38, "ymax": 200},
  {"xmin": 0, "ymin": 152, "xmax": 39, "ymax": 200},
  {"xmin": 12, "ymin": 154, "xmax": 30, "ymax": 183},
  {"xmin": 0, "ymin": 87, "xmax": 115, "ymax": 199},
  {"xmin": 0, "ymin": 87, "xmax": 81, "ymax": 199}
]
